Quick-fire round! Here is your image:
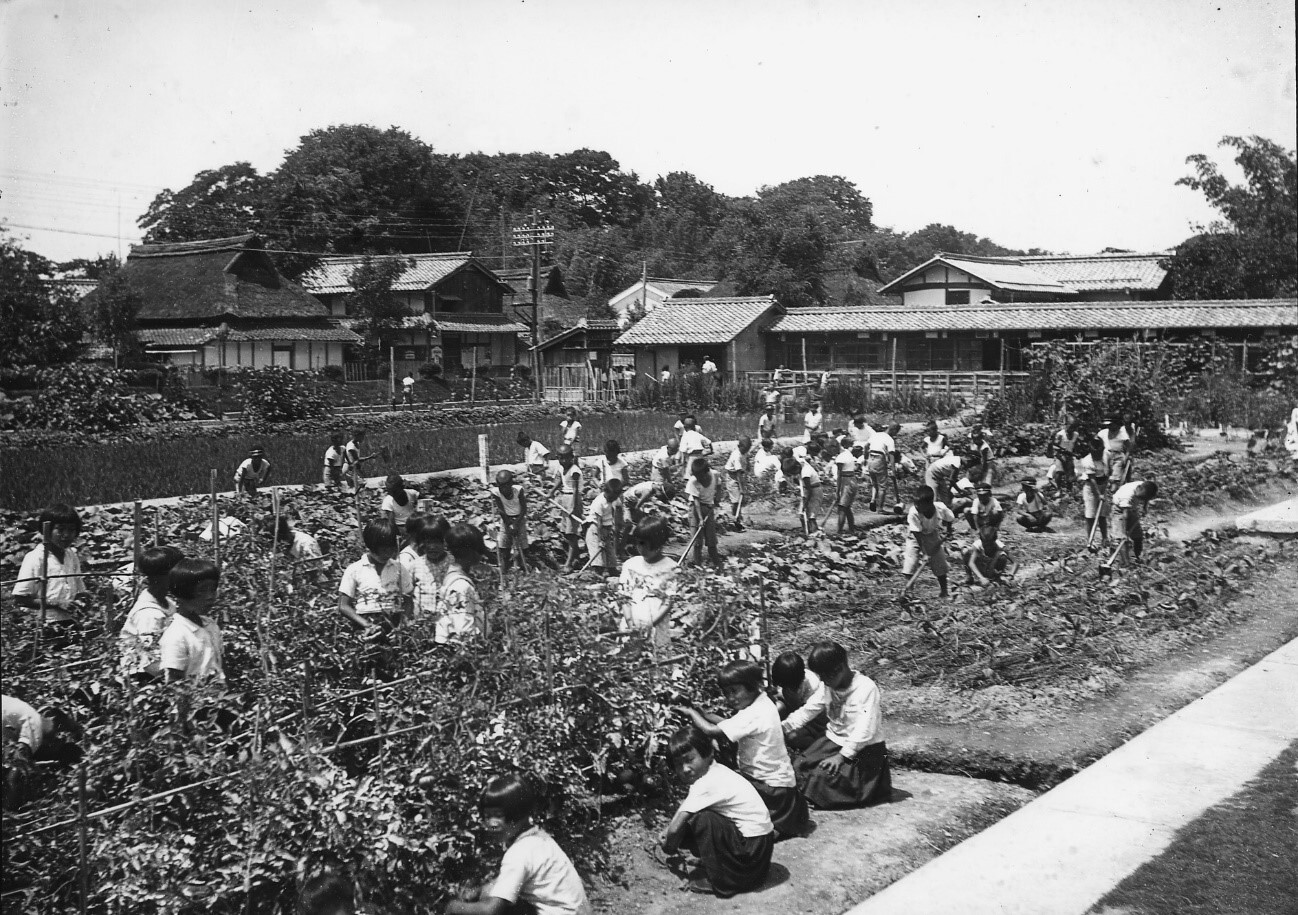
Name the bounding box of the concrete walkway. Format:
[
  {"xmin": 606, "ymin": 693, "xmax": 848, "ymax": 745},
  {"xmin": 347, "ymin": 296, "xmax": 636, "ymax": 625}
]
[
  {"xmin": 1236, "ymin": 497, "xmax": 1298, "ymax": 536},
  {"xmin": 846, "ymin": 637, "xmax": 1298, "ymax": 915}
]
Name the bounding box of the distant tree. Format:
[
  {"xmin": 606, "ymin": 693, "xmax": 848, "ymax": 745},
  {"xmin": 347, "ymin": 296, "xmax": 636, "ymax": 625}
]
[
  {"xmin": 585, "ymin": 300, "xmax": 619, "ymax": 321},
  {"xmin": 137, "ymin": 162, "xmax": 270, "ymax": 244},
  {"xmin": 85, "ymin": 266, "xmax": 144, "ymax": 366},
  {"xmin": 624, "ymin": 297, "xmax": 649, "ymax": 326},
  {"xmin": 667, "ymin": 288, "xmax": 705, "ymax": 300},
  {"xmin": 346, "ymin": 255, "xmax": 414, "ymax": 358},
  {"xmin": 858, "ymin": 223, "xmax": 1024, "ymax": 282},
  {"xmin": 1164, "ymin": 135, "xmax": 1297, "ymax": 299},
  {"xmin": 0, "ymin": 234, "xmax": 84, "ymax": 368},
  {"xmin": 57, "ymin": 253, "xmax": 120, "ymax": 280}
]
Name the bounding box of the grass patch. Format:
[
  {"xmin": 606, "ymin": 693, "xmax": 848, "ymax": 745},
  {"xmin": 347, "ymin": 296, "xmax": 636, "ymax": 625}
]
[{"xmin": 1090, "ymin": 740, "xmax": 1298, "ymax": 915}]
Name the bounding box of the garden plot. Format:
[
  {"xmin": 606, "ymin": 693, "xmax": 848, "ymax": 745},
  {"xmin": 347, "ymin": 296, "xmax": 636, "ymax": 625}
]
[{"xmin": 0, "ymin": 450, "xmax": 1292, "ymax": 914}]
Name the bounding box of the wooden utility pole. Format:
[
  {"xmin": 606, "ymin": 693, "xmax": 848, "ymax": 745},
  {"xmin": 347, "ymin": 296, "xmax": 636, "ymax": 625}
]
[{"xmin": 511, "ymin": 212, "xmax": 554, "ymax": 399}]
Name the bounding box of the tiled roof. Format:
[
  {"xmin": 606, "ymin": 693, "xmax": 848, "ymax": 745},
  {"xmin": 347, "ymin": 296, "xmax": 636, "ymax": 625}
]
[
  {"xmin": 533, "ymin": 318, "xmax": 624, "ymax": 351},
  {"xmin": 134, "ymin": 324, "xmax": 364, "ymax": 346},
  {"xmin": 1010, "ymin": 253, "xmax": 1169, "ymax": 291},
  {"xmin": 767, "ymin": 299, "xmax": 1298, "ymax": 334},
  {"xmin": 135, "ymin": 327, "xmax": 219, "ymax": 347},
  {"xmin": 615, "ymin": 296, "xmax": 781, "ymax": 346},
  {"xmin": 301, "ymin": 253, "xmax": 511, "ymax": 295},
  {"xmin": 434, "ymin": 314, "xmax": 529, "ymax": 334},
  {"xmin": 878, "ymin": 253, "xmax": 1076, "ymax": 296},
  {"xmin": 608, "ymin": 277, "xmax": 718, "ymax": 307}
]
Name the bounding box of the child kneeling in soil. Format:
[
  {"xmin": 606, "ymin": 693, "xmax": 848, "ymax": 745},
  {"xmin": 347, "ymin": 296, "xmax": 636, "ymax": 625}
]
[
  {"xmin": 771, "ymin": 652, "xmax": 827, "ymax": 750},
  {"xmin": 677, "ymin": 660, "xmax": 810, "ymax": 839},
  {"xmin": 782, "ymin": 641, "xmax": 891, "ymax": 810},
  {"xmin": 446, "ymin": 773, "xmax": 592, "ymax": 914},
  {"xmin": 963, "ymin": 528, "xmax": 1015, "ymax": 587},
  {"xmin": 660, "ymin": 725, "xmax": 775, "ymax": 897},
  {"xmin": 617, "ymin": 517, "xmax": 678, "ymax": 647}
]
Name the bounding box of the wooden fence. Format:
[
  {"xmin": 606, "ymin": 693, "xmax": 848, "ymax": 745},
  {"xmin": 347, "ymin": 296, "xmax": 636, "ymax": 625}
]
[
  {"xmin": 744, "ymin": 370, "xmax": 1029, "ymax": 400},
  {"xmin": 541, "ymin": 365, "xmax": 625, "ymax": 403}
]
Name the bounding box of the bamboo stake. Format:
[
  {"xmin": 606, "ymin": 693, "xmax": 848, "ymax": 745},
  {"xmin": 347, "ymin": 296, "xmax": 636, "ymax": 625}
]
[
  {"xmin": 30, "ymin": 521, "xmax": 52, "ymax": 662},
  {"xmin": 133, "ymin": 500, "xmax": 143, "ymax": 597},
  {"xmin": 372, "ymin": 670, "xmax": 384, "ymax": 776},
  {"xmin": 154, "ymin": 505, "xmax": 161, "ymax": 547},
  {"xmin": 209, "ymin": 470, "xmax": 221, "ymax": 569},
  {"xmin": 77, "ymin": 763, "xmax": 89, "ymax": 915},
  {"xmin": 758, "ymin": 579, "xmax": 770, "ymax": 684}
]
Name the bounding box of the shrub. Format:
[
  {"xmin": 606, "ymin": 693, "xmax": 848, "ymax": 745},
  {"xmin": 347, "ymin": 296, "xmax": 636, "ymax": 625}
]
[
  {"xmin": 235, "ymin": 366, "xmax": 331, "ymax": 426},
  {"xmin": 319, "ymin": 364, "xmax": 345, "ymax": 382},
  {"xmin": 417, "ymin": 360, "xmax": 442, "ymax": 379},
  {"xmin": 2, "ymin": 365, "xmax": 207, "ymax": 434}
]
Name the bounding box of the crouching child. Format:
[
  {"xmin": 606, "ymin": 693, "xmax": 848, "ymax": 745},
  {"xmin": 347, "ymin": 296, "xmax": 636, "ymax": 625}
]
[
  {"xmin": 963, "ymin": 528, "xmax": 1016, "ymax": 587},
  {"xmin": 446, "ymin": 773, "xmax": 592, "ymax": 915},
  {"xmin": 661, "ymin": 726, "xmax": 775, "ymax": 898},
  {"xmin": 771, "ymin": 651, "xmax": 826, "ymax": 750},
  {"xmin": 782, "ymin": 641, "xmax": 891, "ymax": 810},
  {"xmin": 676, "ymin": 660, "xmax": 809, "ymax": 839}
]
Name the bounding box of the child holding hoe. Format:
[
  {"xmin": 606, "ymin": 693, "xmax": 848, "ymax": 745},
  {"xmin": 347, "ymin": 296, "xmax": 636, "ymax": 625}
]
[
  {"xmin": 676, "ymin": 659, "xmax": 810, "ymax": 839},
  {"xmin": 445, "ymin": 773, "xmax": 591, "ymax": 915},
  {"xmin": 781, "ymin": 641, "xmax": 891, "ymax": 810},
  {"xmin": 550, "ymin": 446, "xmax": 583, "ymax": 572},
  {"xmin": 903, "ymin": 484, "xmax": 955, "ymax": 599},
  {"xmin": 582, "ymin": 478, "xmax": 623, "ymax": 575},
  {"xmin": 660, "ymin": 726, "xmax": 775, "ymax": 898},
  {"xmin": 489, "ymin": 471, "xmax": 529, "ymax": 576}
]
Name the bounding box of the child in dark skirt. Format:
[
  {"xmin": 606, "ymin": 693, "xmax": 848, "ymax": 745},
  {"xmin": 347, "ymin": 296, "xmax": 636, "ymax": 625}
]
[
  {"xmin": 781, "ymin": 641, "xmax": 891, "ymax": 810},
  {"xmin": 676, "ymin": 659, "xmax": 810, "ymax": 839},
  {"xmin": 661, "ymin": 726, "xmax": 775, "ymax": 898},
  {"xmin": 771, "ymin": 651, "xmax": 827, "ymax": 751}
]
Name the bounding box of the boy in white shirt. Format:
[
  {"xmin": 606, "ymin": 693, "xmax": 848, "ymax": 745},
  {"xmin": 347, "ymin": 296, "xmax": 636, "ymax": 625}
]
[
  {"xmin": 783, "ymin": 457, "xmax": 822, "ymax": 535},
  {"xmin": 447, "ymin": 773, "xmax": 591, "ymax": 915},
  {"xmin": 753, "ymin": 438, "xmax": 782, "ymax": 488},
  {"xmin": 803, "ymin": 403, "xmax": 823, "ymax": 442},
  {"xmin": 160, "ymin": 558, "xmax": 226, "ymax": 684},
  {"xmin": 903, "ymin": 485, "xmax": 955, "ymax": 599},
  {"xmin": 864, "ymin": 424, "xmax": 898, "ymax": 513},
  {"xmin": 559, "ymin": 408, "xmax": 582, "ymax": 451},
  {"xmin": 782, "ymin": 640, "xmax": 891, "ymax": 809},
  {"xmin": 12, "ymin": 503, "xmax": 86, "ymax": 636},
  {"xmin": 618, "ymin": 517, "xmax": 678, "ymax": 646},
  {"xmin": 1097, "ymin": 417, "xmax": 1133, "ymax": 485},
  {"xmin": 924, "ymin": 451, "xmax": 965, "ymax": 510},
  {"xmin": 1014, "ymin": 478, "xmax": 1054, "ymax": 533},
  {"xmin": 1113, "ymin": 480, "xmax": 1158, "ymax": 562},
  {"xmin": 338, "ymin": 519, "xmax": 414, "ymax": 634},
  {"xmin": 847, "ymin": 411, "xmax": 874, "ymax": 446},
  {"xmin": 965, "ymin": 481, "xmax": 1005, "ymax": 535},
  {"xmin": 233, "ymin": 447, "xmax": 271, "ymax": 497},
  {"xmin": 120, "ymin": 546, "xmax": 184, "ymax": 681},
  {"xmin": 650, "ymin": 437, "xmax": 681, "ymax": 484},
  {"xmin": 595, "ymin": 439, "xmax": 631, "ymax": 487},
  {"xmin": 550, "ymin": 446, "xmax": 583, "ymax": 572},
  {"xmin": 757, "ymin": 404, "xmax": 778, "ymax": 442},
  {"xmin": 660, "ymin": 726, "xmax": 775, "ymax": 898},
  {"xmin": 582, "ymin": 478, "xmax": 623, "ymax": 575},
  {"xmin": 322, "ymin": 432, "xmax": 346, "ymax": 487},
  {"xmin": 830, "ymin": 443, "xmax": 862, "ymax": 534},
  {"xmin": 516, "ymin": 433, "xmax": 552, "ymax": 485},
  {"xmin": 1046, "ymin": 421, "xmax": 1082, "ymax": 492},
  {"xmin": 623, "ymin": 479, "xmax": 675, "ymax": 526},
  {"xmin": 677, "ymin": 660, "xmax": 809, "ymax": 839},
  {"xmin": 1078, "ymin": 439, "xmax": 1113, "ymax": 549},
  {"xmin": 964, "ymin": 527, "xmax": 1016, "ymax": 587},
  {"xmin": 685, "ymin": 457, "xmax": 722, "ymax": 564},
  {"xmin": 724, "ymin": 437, "xmax": 753, "ymax": 531},
  {"xmin": 489, "ymin": 471, "xmax": 529, "ymax": 576},
  {"xmin": 677, "ymin": 418, "xmax": 712, "ymax": 475}
]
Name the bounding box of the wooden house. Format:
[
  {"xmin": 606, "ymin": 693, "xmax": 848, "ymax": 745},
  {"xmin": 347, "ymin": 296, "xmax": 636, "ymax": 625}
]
[{"xmin": 614, "ymin": 296, "xmax": 782, "ymax": 381}]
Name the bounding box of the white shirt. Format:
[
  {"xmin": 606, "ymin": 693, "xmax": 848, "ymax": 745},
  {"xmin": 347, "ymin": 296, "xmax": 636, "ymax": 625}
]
[
  {"xmin": 717, "ymin": 693, "xmax": 796, "ymax": 788},
  {"xmin": 120, "ymin": 590, "xmax": 175, "ymax": 677},
  {"xmin": 661, "ymin": 369, "xmax": 671, "ymax": 383},
  {"xmin": 803, "ymin": 411, "xmax": 823, "ymax": 439},
  {"xmin": 380, "ymin": 490, "xmax": 421, "ymax": 528},
  {"xmin": 799, "ymin": 462, "xmax": 821, "ymax": 487},
  {"xmin": 1098, "ymin": 426, "xmax": 1131, "ymax": 453},
  {"xmin": 725, "ymin": 447, "xmax": 751, "ymax": 474},
  {"xmin": 289, "ymin": 530, "xmax": 323, "ymax": 564},
  {"xmin": 783, "ymin": 671, "xmax": 883, "ymax": 758},
  {"xmin": 623, "ymin": 481, "xmax": 662, "ymax": 510},
  {"xmin": 651, "ymin": 446, "xmax": 678, "ymax": 478},
  {"xmin": 967, "ymin": 496, "xmax": 1005, "ymax": 525},
  {"xmin": 596, "ymin": 455, "xmax": 629, "ymax": 484},
  {"xmin": 701, "ymin": 360, "xmax": 717, "ymax": 375},
  {"xmin": 924, "ymin": 434, "xmax": 950, "ymax": 459},
  {"xmin": 402, "ymin": 375, "xmax": 415, "ymax": 389},
  {"xmin": 339, "ymin": 556, "xmax": 412, "ymax": 617},
  {"xmin": 436, "ymin": 562, "xmax": 482, "ymax": 643},
  {"xmin": 848, "ymin": 422, "xmax": 875, "ymax": 444},
  {"xmin": 679, "ymin": 762, "xmax": 774, "ymax": 838},
  {"xmin": 1113, "ymin": 481, "xmax": 1145, "ymax": 510},
  {"xmin": 490, "ymin": 826, "xmax": 592, "ymax": 915},
  {"xmin": 754, "ymin": 449, "xmax": 782, "ymax": 477},
  {"xmin": 1078, "ymin": 452, "xmax": 1111, "ymax": 483},
  {"xmin": 12, "ymin": 545, "xmax": 85, "ymax": 621},
  {"xmin": 928, "ymin": 453, "xmax": 962, "ymax": 477},
  {"xmin": 399, "ymin": 545, "xmax": 447, "ymax": 620},
  {"xmin": 784, "ymin": 668, "xmax": 823, "ymax": 711},
  {"xmin": 832, "ymin": 451, "xmax": 860, "ymax": 478},
  {"xmin": 560, "ymin": 419, "xmax": 582, "ymax": 444},
  {"xmin": 584, "ymin": 492, "xmax": 619, "ymax": 527},
  {"xmin": 685, "ymin": 473, "xmax": 718, "ymax": 506},
  {"xmin": 490, "ymin": 483, "xmax": 526, "ymax": 517},
  {"xmin": 159, "ymin": 613, "xmax": 225, "ymax": 682},
  {"xmin": 2, "ymin": 696, "xmax": 44, "ymax": 752},
  {"xmin": 234, "ymin": 458, "xmax": 270, "ymax": 487},
  {"xmin": 618, "ymin": 555, "xmax": 677, "ymax": 646},
  {"xmin": 866, "ymin": 430, "xmax": 896, "ymax": 457},
  {"xmin": 678, "ymin": 429, "xmax": 710, "ymax": 456},
  {"xmin": 1016, "ymin": 491, "xmax": 1046, "ymax": 513},
  {"xmin": 559, "ymin": 463, "xmax": 581, "ymax": 494},
  {"xmin": 323, "ymin": 444, "xmax": 344, "ymax": 470},
  {"xmin": 907, "ymin": 502, "xmax": 955, "ymax": 535},
  {"xmin": 525, "ymin": 441, "xmax": 551, "ymax": 466},
  {"xmin": 1054, "ymin": 429, "xmax": 1080, "ymax": 455}
]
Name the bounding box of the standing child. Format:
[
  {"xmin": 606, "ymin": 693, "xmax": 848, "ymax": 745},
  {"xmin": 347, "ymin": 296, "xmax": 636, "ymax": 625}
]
[
  {"xmin": 399, "ymin": 513, "xmax": 450, "ymax": 623},
  {"xmin": 830, "ymin": 443, "xmax": 862, "ymax": 534},
  {"xmin": 516, "ymin": 433, "xmax": 552, "ymax": 485},
  {"xmin": 322, "ymin": 433, "xmax": 346, "ymax": 487},
  {"xmin": 803, "ymin": 402, "xmax": 823, "ymax": 442},
  {"xmin": 342, "ymin": 430, "xmax": 376, "ymax": 489},
  {"xmin": 781, "ymin": 641, "xmax": 891, "ymax": 810},
  {"xmin": 1112, "ymin": 480, "xmax": 1158, "ymax": 563},
  {"xmin": 903, "ymin": 485, "xmax": 955, "ymax": 599},
  {"xmin": 650, "ymin": 437, "xmax": 681, "ymax": 484},
  {"xmin": 685, "ymin": 457, "xmax": 722, "ymax": 565},
  {"xmin": 119, "ymin": 546, "xmax": 184, "ymax": 681},
  {"xmin": 757, "ymin": 404, "xmax": 778, "ymax": 443},
  {"xmin": 489, "ymin": 471, "xmax": 529, "ymax": 576},
  {"xmin": 234, "ymin": 448, "xmax": 271, "ymax": 497},
  {"xmin": 964, "ymin": 528, "xmax": 1016, "ymax": 587},
  {"xmin": 787, "ymin": 456, "xmax": 822, "ymax": 535},
  {"xmin": 559, "ymin": 408, "xmax": 582, "ymax": 452},
  {"xmin": 864, "ymin": 424, "xmax": 898, "ymax": 512},
  {"xmin": 970, "ymin": 428, "xmax": 995, "ymax": 485},
  {"xmin": 160, "ymin": 558, "xmax": 226, "ymax": 684},
  {"xmin": 677, "ymin": 660, "xmax": 809, "ymax": 839},
  {"xmin": 924, "ymin": 452, "xmax": 965, "ymax": 511},
  {"xmin": 1078, "ymin": 439, "xmax": 1113, "ymax": 549},
  {"xmin": 581, "ymin": 478, "xmax": 623, "ymax": 575},
  {"xmin": 660, "ymin": 726, "xmax": 775, "ymax": 898},
  {"xmin": 596, "ymin": 440, "xmax": 631, "ymax": 488},
  {"xmin": 848, "ymin": 411, "xmax": 874, "ymax": 447},
  {"xmin": 618, "ymin": 517, "xmax": 678, "ymax": 646},
  {"xmin": 965, "ymin": 481, "xmax": 1005, "ymax": 535},
  {"xmin": 771, "ymin": 652, "xmax": 826, "ymax": 750},
  {"xmin": 550, "ymin": 446, "xmax": 583, "ymax": 572},
  {"xmin": 380, "ymin": 474, "xmax": 421, "ymax": 534},
  {"xmin": 437, "ymin": 523, "xmax": 490, "ymax": 643},
  {"xmin": 11, "ymin": 504, "xmax": 86, "ymax": 636},
  {"xmin": 1097, "ymin": 417, "xmax": 1133, "ymax": 485},
  {"xmin": 1014, "ymin": 478, "xmax": 1054, "ymax": 532},
  {"xmin": 677, "ymin": 418, "xmax": 713, "ymax": 475},
  {"xmin": 724, "ymin": 437, "xmax": 753, "ymax": 531},
  {"xmin": 1046, "ymin": 421, "xmax": 1082, "ymax": 492},
  {"xmin": 338, "ymin": 520, "xmax": 414, "ymax": 635},
  {"xmin": 923, "ymin": 420, "xmax": 950, "ymax": 462},
  {"xmin": 446, "ymin": 773, "xmax": 592, "ymax": 915}
]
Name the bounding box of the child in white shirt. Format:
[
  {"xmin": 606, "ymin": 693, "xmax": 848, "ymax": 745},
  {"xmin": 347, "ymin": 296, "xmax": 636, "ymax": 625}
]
[
  {"xmin": 559, "ymin": 408, "xmax": 582, "ymax": 451},
  {"xmin": 618, "ymin": 517, "xmax": 678, "ymax": 646},
  {"xmin": 489, "ymin": 471, "xmax": 529, "ymax": 576},
  {"xmin": 550, "ymin": 447, "xmax": 583, "ymax": 572},
  {"xmin": 120, "ymin": 546, "xmax": 184, "ymax": 681},
  {"xmin": 380, "ymin": 474, "xmax": 421, "ymax": 534},
  {"xmin": 516, "ymin": 433, "xmax": 552, "ymax": 485},
  {"xmin": 677, "ymin": 660, "xmax": 809, "ymax": 839},
  {"xmin": 771, "ymin": 652, "xmax": 826, "ymax": 749},
  {"xmin": 12, "ymin": 503, "xmax": 86, "ymax": 632},
  {"xmin": 399, "ymin": 513, "xmax": 449, "ymax": 623},
  {"xmin": 685, "ymin": 457, "xmax": 721, "ymax": 564},
  {"xmin": 437, "ymin": 523, "xmax": 489, "ymax": 643},
  {"xmin": 160, "ymin": 558, "xmax": 226, "ymax": 684},
  {"xmin": 582, "ymin": 479, "xmax": 623, "ymax": 574},
  {"xmin": 1113, "ymin": 480, "xmax": 1158, "ymax": 562},
  {"xmin": 338, "ymin": 519, "xmax": 413, "ymax": 633},
  {"xmin": 724, "ymin": 437, "xmax": 753, "ymax": 530}
]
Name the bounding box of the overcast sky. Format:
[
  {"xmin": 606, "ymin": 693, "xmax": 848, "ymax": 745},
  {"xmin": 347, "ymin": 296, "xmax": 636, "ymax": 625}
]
[{"xmin": 2, "ymin": 0, "xmax": 1293, "ymax": 265}]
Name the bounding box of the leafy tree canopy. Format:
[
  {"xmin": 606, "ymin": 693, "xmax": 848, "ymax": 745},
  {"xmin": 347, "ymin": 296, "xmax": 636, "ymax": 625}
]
[
  {"xmin": 85, "ymin": 266, "xmax": 144, "ymax": 364},
  {"xmin": 1164, "ymin": 135, "xmax": 1297, "ymax": 299},
  {"xmin": 347, "ymin": 255, "xmax": 415, "ymax": 354},
  {"xmin": 0, "ymin": 233, "xmax": 84, "ymax": 368},
  {"xmin": 137, "ymin": 162, "xmax": 270, "ymax": 244}
]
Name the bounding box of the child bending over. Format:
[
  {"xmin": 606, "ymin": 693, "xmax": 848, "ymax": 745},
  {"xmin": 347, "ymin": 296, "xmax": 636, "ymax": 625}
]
[
  {"xmin": 677, "ymin": 660, "xmax": 809, "ymax": 839},
  {"xmin": 964, "ymin": 528, "xmax": 1016, "ymax": 587},
  {"xmin": 1113, "ymin": 480, "xmax": 1158, "ymax": 562},
  {"xmin": 617, "ymin": 517, "xmax": 678, "ymax": 647},
  {"xmin": 903, "ymin": 485, "xmax": 955, "ymax": 599},
  {"xmin": 771, "ymin": 652, "xmax": 827, "ymax": 750},
  {"xmin": 447, "ymin": 773, "xmax": 591, "ymax": 915},
  {"xmin": 338, "ymin": 520, "xmax": 414, "ymax": 635},
  {"xmin": 516, "ymin": 433, "xmax": 552, "ymax": 485},
  {"xmin": 660, "ymin": 726, "xmax": 775, "ymax": 898},
  {"xmin": 782, "ymin": 641, "xmax": 891, "ymax": 809},
  {"xmin": 380, "ymin": 474, "xmax": 421, "ymax": 534},
  {"xmin": 685, "ymin": 457, "xmax": 721, "ymax": 565}
]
